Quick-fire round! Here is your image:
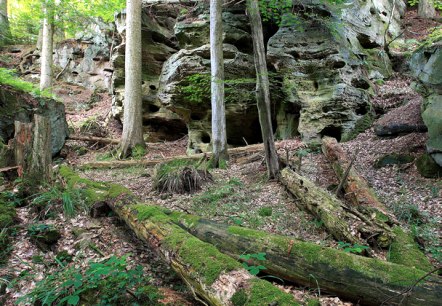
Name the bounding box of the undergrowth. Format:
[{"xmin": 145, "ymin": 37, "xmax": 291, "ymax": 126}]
[
  {"xmin": 31, "ymin": 185, "xmax": 88, "ymax": 219},
  {"xmin": 154, "ymin": 158, "xmax": 212, "ymax": 194},
  {"xmin": 0, "ymin": 68, "xmax": 52, "ymax": 98},
  {"xmin": 17, "ymin": 255, "xmax": 162, "ymax": 306}
]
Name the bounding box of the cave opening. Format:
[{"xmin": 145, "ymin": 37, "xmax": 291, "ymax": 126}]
[
  {"xmin": 320, "ymin": 126, "xmax": 342, "ymax": 142},
  {"xmin": 143, "ymin": 117, "xmax": 188, "ymax": 142}
]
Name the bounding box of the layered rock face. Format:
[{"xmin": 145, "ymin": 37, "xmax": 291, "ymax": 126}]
[
  {"xmin": 410, "ymin": 37, "xmax": 442, "ymax": 166},
  {"xmin": 108, "ymin": 0, "xmax": 404, "ymax": 152},
  {"xmin": 53, "ymin": 20, "xmax": 115, "ymax": 90}
]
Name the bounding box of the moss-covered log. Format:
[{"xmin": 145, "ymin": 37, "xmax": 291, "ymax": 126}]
[
  {"xmin": 280, "ymin": 167, "xmax": 394, "ymax": 247},
  {"xmin": 321, "ymin": 137, "xmax": 433, "ymax": 270},
  {"xmin": 174, "ymin": 217, "xmax": 442, "ymax": 306},
  {"xmin": 321, "ymin": 136, "xmax": 388, "ymax": 211},
  {"xmin": 59, "ymin": 166, "xmax": 300, "ymax": 306}
]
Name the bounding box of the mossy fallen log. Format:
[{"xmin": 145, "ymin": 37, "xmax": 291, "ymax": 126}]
[
  {"xmin": 173, "ymin": 216, "xmax": 442, "ymax": 306},
  {"xmin": 280, "ymin": 167, "xmax": 393, "ymax": 248},
  {"xmin": 59, "ymin": 166, "xmax": 300, "ymax": 306},
  {"xmin": 320, "ymin": 137, "xmax": 433, "ymax": 270}
]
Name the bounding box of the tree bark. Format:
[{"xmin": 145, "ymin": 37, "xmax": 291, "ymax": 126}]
[
  {"xmin": 13, "ymin": 116, "xmax": 51, "ymax": 186},
  {"xmin": 0, "ymin": 0, "xmax": 10, "ymax": 45},
  {"xmin": 418, "ymin": 0, "xmax": 436, "ymax": 19},
  {"xmin": 177, "ymin": 218, "xmax": 442, "ymax": 306},
  {"xmin": 247, "ymin": 0, "xmax": 280, "ymax": 179},
  {"xmin": 210, "ymin": 0, "xmax": 228, "ymax": 167},
  {"xmin": 40, "ymin": 1, "xmax": 54, "ymax": 91},
  {"xmin": 59, "ymin": 166, "xmax": 301, "ymax": 306},
  {"xmin": 120, "ymin": 0, "xmax": 145, "ymax": 158},
  {"xmin": 13, "ymin": 121, "xmax": 33, "ymax": 178},
  {"xmin": 28, "ymin": 114, "xmax": 51, "ymax": 184}
]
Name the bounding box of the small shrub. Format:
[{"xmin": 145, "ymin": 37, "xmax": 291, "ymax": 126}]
[
  {"xmin": 154, "ymin": 159, "xmax": 212, "ymax": 194},
  {"xmin": 337, "ymin": 242, "xmax": 369, "ymax": 254},
  {"xmin": 258, "ymin": 207, "xmax": 273, "ymax": 217},
  {"xmin": 18, "ymin": 255, "xmax": 162, "ymax": 306}
]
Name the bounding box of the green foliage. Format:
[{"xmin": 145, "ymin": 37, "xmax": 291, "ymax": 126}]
[
  {"xmin": 337, "ymin": 242, "xmax": 369, "ymax": 254},
  {"xmin": 8, "ymin": 0, "xmax": 125, "ymax": 44},
  {"xmin": 153, "ymin": 158, "xmax": 212, "ymax": 194},
  {"xmin": 408, "ymin": 0, "xmax": 442, "ymax": 10},
  {"xmin": 17, "ymin": 255, "xmax": 162, "ymax": 306},
  {"xmin": 182, "ymin": 73, "xmax": 211, "ymax": 105},
  {"xmin": 31, "ymin": 185, "xmax": 87, "ymax": 219},
  {"xmin": 239, "ymin": 253, "xmax": 267, "ymax": 276},
  {"xmin": 0, "ymin": 68, "xmax": 52, "ymax": 97}
]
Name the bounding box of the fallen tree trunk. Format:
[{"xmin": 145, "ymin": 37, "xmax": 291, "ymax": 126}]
[
  {"xmin": 67, "ymin": 135, "xmax": 120, "ymax": 145},
  {"xmin": 59, "ymin": 166, "xmax": 301, "ymax": 306},
  {"xmin": 174, "ymin": 216, "xmax": 442, "ymax": 306},
  {"xmin": 280, "ymin": 167, "xmax": 393, "ymax": 247},
  {"xmin": 321, "ymin": 137, "xmax": 433, "ymax": 270},
  {"xmin": 79, "ymin": 143, "xmax": 280, "ymax": 169},
  {"xmin": 321, "ymin": 136, "xmax": 388, "ymax": 212}
]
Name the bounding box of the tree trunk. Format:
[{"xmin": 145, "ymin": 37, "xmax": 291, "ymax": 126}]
[
  {"xmin": 28, "ymin": 114, "xmax": 51, "ymax": 184},
  {"xmin": 280, "ymin": 167, "xmax": 363, "ymax": 244},
  {"xmin": 177, "ymin": 218, "xmax": 442, "ymax": 306},
  {"xmin": 418, "ymin": 0, "xmax": 436, "ymax": 19},
  {"xmin": 40, "ymin": 1, "xmax": 54, "ymax": 91},
  {"xmin": 210, "ymin": 0, "xmax": 228, "ymax": 167},
  {"xmin": 0, "ymin": 0, "xmax": 10, "ymax": 45},
  {"xmin": 321, "ymin": 136, "xmax": 389, "ymax": 212},
  {"xmin": 59, "ymin": 166, "xmax": 301, "ymax": 306},
  {"xmin": 13, "ymin": 116, "xmax": 51, "ymax": 187},
  {"xmin": 247, "ymin": 0, "xmax": 280, "ymax": 179},
  {"xmin": 120, "ymin": 0, "xmax": 145, "ymax": 158}
]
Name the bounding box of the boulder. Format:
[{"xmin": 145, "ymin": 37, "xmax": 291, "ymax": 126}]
[
  {"xmin": 416, "ymin": 153, "xmax": 442, "ymax": 178},
  {"xmin": 374, "ymin": 153, "xmax": 414, "ymax": 168},
  {"xmin": 410, "ymin": 38, "xmax": 442, "ymax": 166},
  {"xmin": 0, "ymin": 86, "xmax": 69, "ymax": 156}
]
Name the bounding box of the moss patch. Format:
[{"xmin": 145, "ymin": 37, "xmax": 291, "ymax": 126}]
[
  {"xmin": 0, "ymin": 198, "xmax": 16, "ymax": 228},
  {"xmin": 388, "ymin": 226, "xmax": 433, "ymax": 272},
  {"xmin": 374, "ymin": 154, "xmax": 415, "ymax": 169},
  {"xmin": 245, "ymin": 278, "xmax": 299, "ymax": 305},
  {"xmin": 341, "ymin": 113, "xmax": 375, "ymax": 142},
  {"xmin": 416, "ymin": 153, "xmax": 442, "ymax": 178}
]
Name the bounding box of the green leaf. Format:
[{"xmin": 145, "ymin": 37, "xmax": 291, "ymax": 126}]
[{"xmin": 67, "ymin": 295, "xmax": 80, "ymax": 305}]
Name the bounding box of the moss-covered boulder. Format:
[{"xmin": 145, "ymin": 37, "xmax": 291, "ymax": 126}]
[
  {"xmin": 27, "ymin": 223, "xmax": 61, "ymax": 251},
  {"xmin": 374, "ymin": 153, "xmax": 415, "ymax": 169},
  {"xmin": 0, "ymin": 74, "xmax": 69, "ymax": 156},
  {"xmin": 410, "ymin": 37, "xmax": 442, "ymax": 167},
  {"xmin": 416, "ymin": 153, "xmax": 442, "ymax": 178}
]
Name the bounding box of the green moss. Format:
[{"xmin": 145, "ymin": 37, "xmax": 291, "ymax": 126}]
[
  {"xmin": 416, "ymin": 154, "xmax": 442, "ymax": 178},
  {"xmin": 388, "ymin": 226, "xmax": 433, "ymax": 272},
  {"xmin": 177, "ymin": 237, "xmax": 240, "ymax": 285},
  {"xmin": 306, "ymin": 299, "xmax": 321, "ymax": 306},
  {"xmin": 132, "ymin": 204, "xmax": 171, "ymax": 223},
  {"xmin": 341, "ymin": 113, "xmax": 375, "ymax": 142},
  {"xmin": 231, "ymin": 289, "xmax": 248, "ymax": 306},
  {"xmin": 227, "ymin": 226, "xmax": 268, "ymax": 240},
  {"xmin": 246, "ymin": 279, "xmax": 299, "ymax": 305},
  {"xmin": 59, "ymin": 166, "xmax": 131, "ymax": 206}
]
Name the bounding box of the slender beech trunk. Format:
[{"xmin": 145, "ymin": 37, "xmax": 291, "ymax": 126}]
[
  {"xmin": 210, "ymin": 0, "xmax": 228, "ymax": 167},
  {"xmin": 40, "ymin": 1, "xmax": 54, "ymax": 91},
  {"xmin": 418, "ymin": 0, "xmax": 436, "ymax": 19},
  {"xmin": 120, "ymin": 0, "xmax": 145, "ymax": 158},
  {"xmin": 247, "ymin": 0, "xmax": 279, "ymax": 179},
  {"xmin": 0, "ymin": 0, "xmax": 9, "ymax": 45}
]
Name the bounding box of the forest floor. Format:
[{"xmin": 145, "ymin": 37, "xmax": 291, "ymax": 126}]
[{"xmin": 1, "ymin": 8, "xmax": 441, "ymax": 306}]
